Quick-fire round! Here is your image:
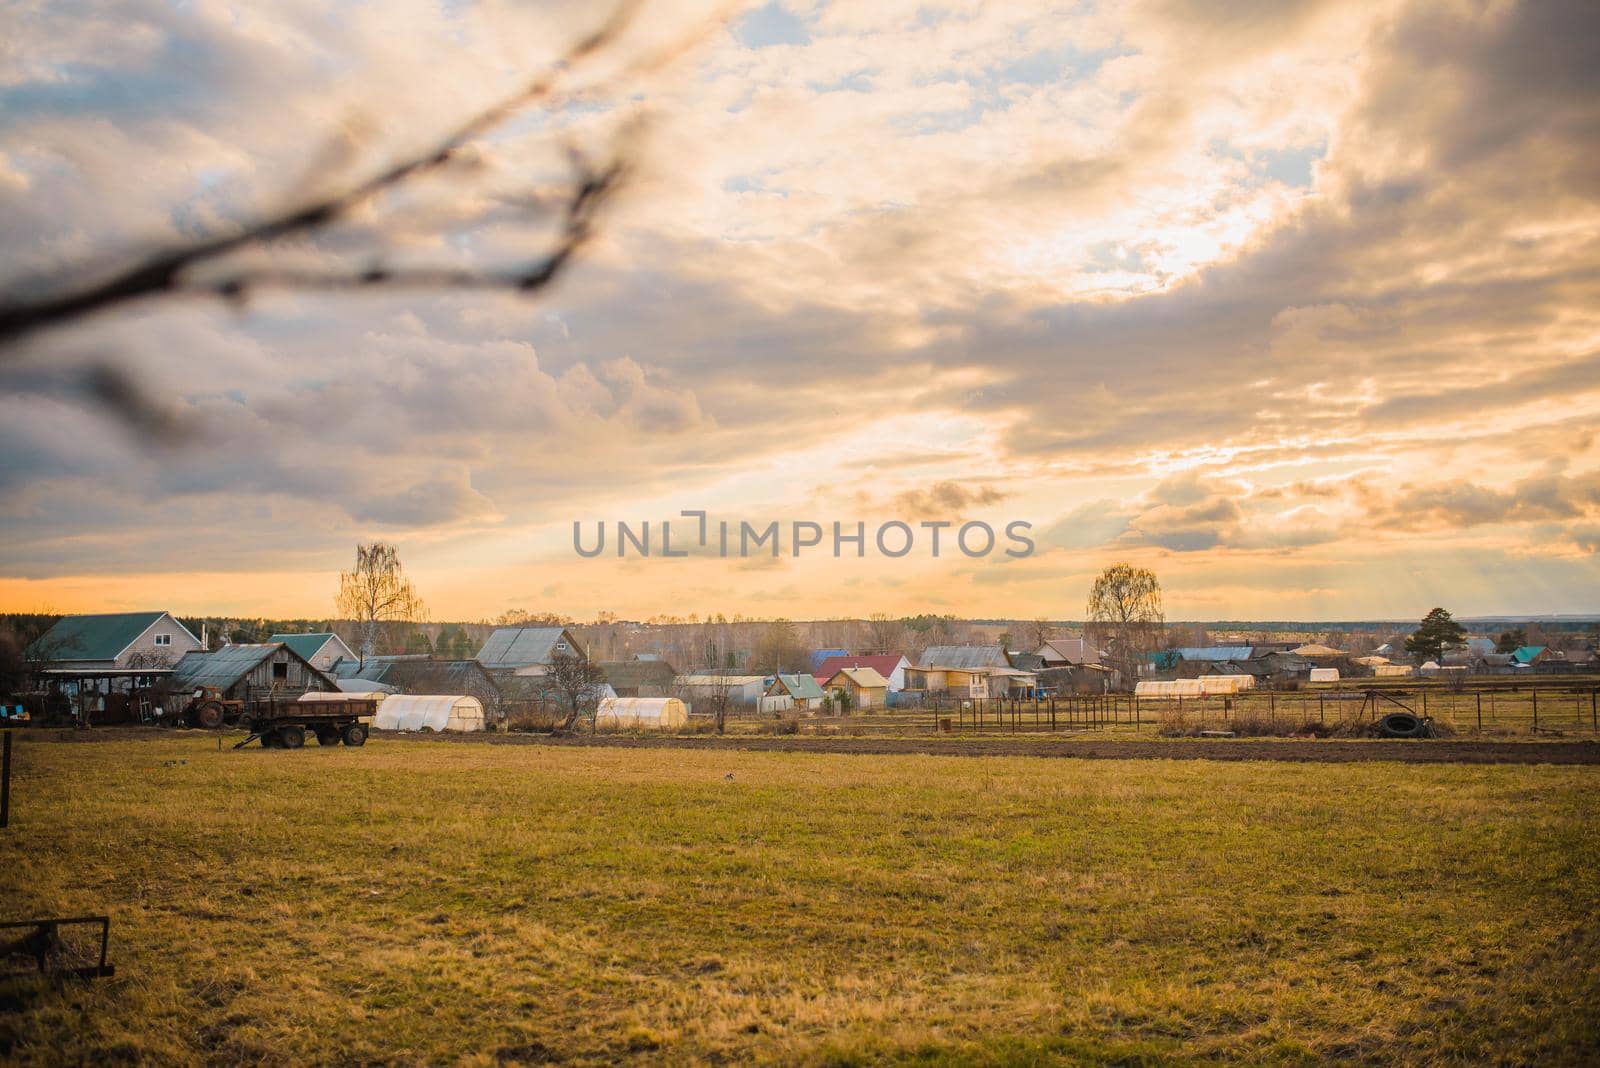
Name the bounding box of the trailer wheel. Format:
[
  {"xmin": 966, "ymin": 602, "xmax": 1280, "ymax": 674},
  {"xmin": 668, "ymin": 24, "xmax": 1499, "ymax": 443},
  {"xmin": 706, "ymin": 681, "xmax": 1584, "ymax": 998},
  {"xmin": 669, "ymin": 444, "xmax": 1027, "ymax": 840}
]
[
  {"xmin": 342, "ymin": 723, "xmax": 368, "ymax": 747},
  {"xmin": 315, "ymin": 727, "xmax": 341, "ymax": 746},
  {"xmin": 193, "ymin": 702, "xmax": 225, "ymax": 730},
  {"xmin": 278, "ymin": 725, "xmax": 305, "ymax": 749}
]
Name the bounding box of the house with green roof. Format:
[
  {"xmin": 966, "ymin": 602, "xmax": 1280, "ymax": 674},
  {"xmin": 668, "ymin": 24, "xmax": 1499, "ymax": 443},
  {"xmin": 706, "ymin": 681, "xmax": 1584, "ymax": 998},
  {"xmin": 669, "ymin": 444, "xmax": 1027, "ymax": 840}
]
[
  {"xmin": 27, "ymin": 611, "xmax": 202, "ymax": 670},
  {"xmin": 769, "ymin": 672, "xmax": 826, "ymax": 710},
  {"xmin": 267, "ymin": 631, "xmax": 356, "ymax": 671},
  {"xmin": 1510, "ymin": 645, "xmax": 1549, "ymax": 667}
]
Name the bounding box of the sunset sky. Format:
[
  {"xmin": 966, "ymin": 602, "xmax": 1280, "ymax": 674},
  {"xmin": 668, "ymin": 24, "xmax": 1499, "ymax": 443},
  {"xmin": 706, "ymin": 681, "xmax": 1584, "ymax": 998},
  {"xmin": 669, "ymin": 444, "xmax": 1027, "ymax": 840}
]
[{"xmin": 2, "ymin": 0, "xmax": 1597, "ymax": 622}]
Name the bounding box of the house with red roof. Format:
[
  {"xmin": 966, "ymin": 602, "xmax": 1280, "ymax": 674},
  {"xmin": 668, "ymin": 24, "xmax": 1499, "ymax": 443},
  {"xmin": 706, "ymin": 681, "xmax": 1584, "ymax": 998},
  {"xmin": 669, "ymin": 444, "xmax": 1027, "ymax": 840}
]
[{"xmin": 812, "ymin": 653, "xmax": 910, "ymax": 692}]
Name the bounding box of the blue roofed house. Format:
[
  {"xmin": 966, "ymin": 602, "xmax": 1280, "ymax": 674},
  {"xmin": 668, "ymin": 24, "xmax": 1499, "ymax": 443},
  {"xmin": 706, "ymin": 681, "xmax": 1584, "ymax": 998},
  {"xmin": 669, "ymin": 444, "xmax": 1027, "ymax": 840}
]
[
  {"xmin": 808, "ymin": 649, "xmax": 850, "ymax": 672},
  {"xmin": 27, "ymin": 611, "xmax": 202, "ymax": 669},
  {"xmin": 267, "ymin": 631, "xmax": 356, "ymax": 672},
  {"xmin": 1510, "ymin": 645, "xmax": 1549, "ymax": 667}
]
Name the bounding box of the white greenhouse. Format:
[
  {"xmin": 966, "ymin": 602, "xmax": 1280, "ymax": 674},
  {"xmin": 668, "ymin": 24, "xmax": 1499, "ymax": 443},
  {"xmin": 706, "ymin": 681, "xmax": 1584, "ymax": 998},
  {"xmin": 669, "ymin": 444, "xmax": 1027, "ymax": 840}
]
[
  {"xmin": 594, "ymin": 697, "xmax": 689, "ymax": 730},
  {"xmin": 371, "ymin": 694, "xmax": 486, "ymax": 732}
]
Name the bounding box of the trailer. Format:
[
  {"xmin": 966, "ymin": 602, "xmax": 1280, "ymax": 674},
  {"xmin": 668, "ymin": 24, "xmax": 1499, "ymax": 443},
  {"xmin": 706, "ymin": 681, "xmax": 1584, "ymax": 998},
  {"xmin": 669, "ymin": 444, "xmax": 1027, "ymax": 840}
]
[{"xmin": 235, "ymin": 694, "xmax": 377, "ymax": 749}]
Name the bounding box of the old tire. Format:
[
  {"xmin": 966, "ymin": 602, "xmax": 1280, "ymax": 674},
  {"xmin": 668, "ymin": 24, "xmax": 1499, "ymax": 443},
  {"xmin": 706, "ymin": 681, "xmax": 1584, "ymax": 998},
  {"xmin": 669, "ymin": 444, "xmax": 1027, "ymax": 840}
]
[
  {"xmin": 1378, "ymin": 712, "xmax": 1426, "ymax": 738},
  {"xmin": 258, "ymin": 730, "xmax": 279, "ymax": 749},
  {"xmin": 342, "ymin": 723, "xmax": 368, "ymax": 747},
  {"xmin": 193, "ymin": 702, "xmax": 225, "ymax": 730},
  {"xmin": 278, "ymin": 725, "xmax": 305, "ymax": 749},
  {"xmin": 315, "ymin": 727, "xmax": 341, "ymax": 746}
]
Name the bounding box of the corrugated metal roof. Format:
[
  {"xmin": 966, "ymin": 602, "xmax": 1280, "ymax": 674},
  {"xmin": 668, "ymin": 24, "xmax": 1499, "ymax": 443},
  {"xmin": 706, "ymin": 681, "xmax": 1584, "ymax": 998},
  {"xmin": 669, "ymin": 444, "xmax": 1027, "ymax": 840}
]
[
  {"xmin": 28, "ymin": 611, "xmax": 170, "ymax": 661},
  {"xmin": 1177, "ymin": 646, "xmax": 1255, "ymax": 661},
  {"xmin": 476, "ymin": 627, "xmax": 581, "ymax": 667},
  {"xmin": 808, "ymin": 649, "xmax": 850, "ymax": 671},
  {"xmin": 172, "ymin": 644, "xmax": 279, "ymax": 689},
  {"xmin": 1512, "ymin": 645, "xmax": 1546, "ymax": 663},
  {"xmin": 918, "ymin": 645, "xmax": 1009, "ymax": 670},
  {"xmin": 775, "ymin": 673, "xmax": 825, "ymax": 700}
]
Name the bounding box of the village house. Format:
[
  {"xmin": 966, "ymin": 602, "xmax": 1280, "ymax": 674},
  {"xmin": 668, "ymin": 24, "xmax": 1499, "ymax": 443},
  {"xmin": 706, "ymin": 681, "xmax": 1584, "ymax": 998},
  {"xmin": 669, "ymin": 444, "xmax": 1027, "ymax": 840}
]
[
  {"xmin": 675, "ymin": 674, "xmax": 769, "ymax": 709},
  {"xmin": 1034, "ymin": 637, "xmax": 1101, "ymax": 667},
  {"xmin": 475, "ymin": 626, "xmax": 586, "ymax": 676},
  {"xmin": 811, "ymin": 654, "xmax": 911, "ymax": 692},
  {"xmin": 820, "ymin": 666, "xmax": 889, "ymax": 709},
  {"xmin": 28, "ymin": 611, "xmax": 202, "ymax": 670},
  {"xmin": 903, "ymin": 645, "xmax": 1038, "ymax": 699},
  {"xmin": 268, "ymin": 631, "xmax": 356, "ymax": 672},
  {"xmin": 171, "ymin": 642, "xmax": 338, "ymax": 703},
  {"xmin": 1511, "ymin": 645, "xmax": 1549, "ymax": 667},
  {"xmin": 768, "ymin": 672, "xmax": 826, "ymax": 710}
]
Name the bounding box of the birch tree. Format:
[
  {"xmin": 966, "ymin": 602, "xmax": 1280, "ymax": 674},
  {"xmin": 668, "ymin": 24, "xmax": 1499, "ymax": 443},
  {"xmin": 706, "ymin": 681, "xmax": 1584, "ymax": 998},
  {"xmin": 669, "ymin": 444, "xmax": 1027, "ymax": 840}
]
[{"xmin": 336, "ymin": 542, "xmax": 424, "ymax": 665}]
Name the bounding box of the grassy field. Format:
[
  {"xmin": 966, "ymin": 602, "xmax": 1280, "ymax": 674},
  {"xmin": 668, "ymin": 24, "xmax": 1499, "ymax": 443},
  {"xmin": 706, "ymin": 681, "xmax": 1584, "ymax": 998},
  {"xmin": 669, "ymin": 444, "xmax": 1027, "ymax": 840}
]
[{"xmin": 2, "ymin": 737, "xmax": 1598, "ymax": 1064}]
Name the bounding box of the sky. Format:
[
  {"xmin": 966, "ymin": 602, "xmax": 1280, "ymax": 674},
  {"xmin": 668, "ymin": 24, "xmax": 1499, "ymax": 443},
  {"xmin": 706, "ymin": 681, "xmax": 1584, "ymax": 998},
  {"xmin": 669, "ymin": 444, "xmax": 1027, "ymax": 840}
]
[{"xmin": 1, "ymin": 0, "xmax": 1598, "ymax": 622}]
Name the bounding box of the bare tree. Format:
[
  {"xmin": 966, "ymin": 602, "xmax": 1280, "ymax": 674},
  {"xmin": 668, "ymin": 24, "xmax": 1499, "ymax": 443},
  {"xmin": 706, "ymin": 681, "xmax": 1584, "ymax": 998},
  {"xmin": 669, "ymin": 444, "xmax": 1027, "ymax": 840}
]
[
  {"xmin": 863, "ymin": 613, "xmax": 905, "ymax": 654},
  {"xmin": 1021, "ymin": 619, "xmax": 1053, "ymax": 651},
  {"xmin": 747, "ymin": 620, "xmax": 808, "ymax": 674},
  {"xmin": 546, "ymin": 650, "xmax": 607, "ymax": 732},
  {"xmin": 336, "ymin": 542, "xmax": 425, "ymax": 665},
  {"xmin": 0, "ymin": 3, "xmax": 729, "ymax": 435},
  {"xmin": 1085, "ymin": 563, "xmax": 1165, "ymax": 684}
]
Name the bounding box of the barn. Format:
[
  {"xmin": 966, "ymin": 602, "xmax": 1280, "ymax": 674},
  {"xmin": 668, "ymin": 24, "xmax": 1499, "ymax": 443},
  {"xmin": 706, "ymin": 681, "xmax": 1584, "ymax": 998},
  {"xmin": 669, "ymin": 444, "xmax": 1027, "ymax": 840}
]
[{"xmin": 171, "ymin": 643, "xmax": 338, "ymax": 703}]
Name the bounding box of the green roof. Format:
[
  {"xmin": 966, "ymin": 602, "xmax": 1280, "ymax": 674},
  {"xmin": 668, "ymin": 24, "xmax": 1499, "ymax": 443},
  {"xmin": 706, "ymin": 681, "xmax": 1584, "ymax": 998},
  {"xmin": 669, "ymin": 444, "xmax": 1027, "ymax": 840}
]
[
  {"xmin": 28, "ymin": 611, "xmax": 171, "ymax": 661},
  {"xmin": 1511, "ymin": 645, "xmax": 1546, "ymax": 664},
  {"xmin": 775, "ymin": 673, "xmax": 825, "ymax": 700},
  {"xmin": 268, "ymin": 632, "xmax": 341, "ymax": 662}
]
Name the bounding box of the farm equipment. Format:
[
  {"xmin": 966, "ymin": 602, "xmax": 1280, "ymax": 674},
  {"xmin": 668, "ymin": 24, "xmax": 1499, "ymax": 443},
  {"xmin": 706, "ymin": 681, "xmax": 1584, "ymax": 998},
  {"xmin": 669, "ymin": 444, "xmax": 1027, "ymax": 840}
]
[
  {"xmin": 182, "ymin": 686, "xmax": 243, "ymax": 729},
  {"xmin": 234, "ymin": 694, "xmax": 377, "ymax": 750}
]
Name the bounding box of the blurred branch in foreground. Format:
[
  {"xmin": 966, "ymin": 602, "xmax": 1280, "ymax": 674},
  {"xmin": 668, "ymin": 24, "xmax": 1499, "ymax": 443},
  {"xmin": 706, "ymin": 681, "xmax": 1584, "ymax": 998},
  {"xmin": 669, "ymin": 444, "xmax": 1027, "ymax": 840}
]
[{"xmin": 0, "ymin": 0, "xmax": 658, "ymax": 350}]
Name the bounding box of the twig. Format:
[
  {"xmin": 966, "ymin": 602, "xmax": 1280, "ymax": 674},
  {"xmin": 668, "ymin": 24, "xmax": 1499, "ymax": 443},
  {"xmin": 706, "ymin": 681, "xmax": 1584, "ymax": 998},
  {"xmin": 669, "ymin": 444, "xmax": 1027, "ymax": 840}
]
[{"xmin": 0, "ymin": 1, "xmax": 644, "ymax": 348}]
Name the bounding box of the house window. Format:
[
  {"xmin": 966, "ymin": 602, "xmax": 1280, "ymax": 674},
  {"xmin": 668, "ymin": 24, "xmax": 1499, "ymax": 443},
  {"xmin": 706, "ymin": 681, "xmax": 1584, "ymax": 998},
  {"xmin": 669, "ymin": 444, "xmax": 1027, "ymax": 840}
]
[
  {"xmin": 555, "ymin": 642, "xmax": 568, "ymax": 652},
  {"xmin": 154, "ymin": 634, "xmax": 171, "ymax": 646},
  {"xmin": 272, "ymin": 661, "xmax": 288, "ymax": 681}
]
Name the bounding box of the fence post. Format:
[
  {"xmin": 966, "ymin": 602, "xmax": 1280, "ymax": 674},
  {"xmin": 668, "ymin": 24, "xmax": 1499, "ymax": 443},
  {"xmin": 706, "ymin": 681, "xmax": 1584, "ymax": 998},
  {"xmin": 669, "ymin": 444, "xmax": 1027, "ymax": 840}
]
[
  {"xmin": 1533, "ymin": 689, "xmax": 1538, "ymax": 731},
  {"xmin": 1476, "ymin": 691, "xmax": 1482, "ymax": 733}
]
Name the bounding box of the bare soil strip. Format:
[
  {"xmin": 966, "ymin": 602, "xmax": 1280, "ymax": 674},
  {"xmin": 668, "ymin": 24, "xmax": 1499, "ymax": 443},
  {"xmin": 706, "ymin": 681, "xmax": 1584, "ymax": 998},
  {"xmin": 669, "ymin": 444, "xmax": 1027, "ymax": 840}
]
[
  {"xmin": 18, "ymin": 727, "xmax": 1599, "ymax": 763},
  {"xmin": 384, "ymin": 731, "xmax": 1600, "ymax": 764}
]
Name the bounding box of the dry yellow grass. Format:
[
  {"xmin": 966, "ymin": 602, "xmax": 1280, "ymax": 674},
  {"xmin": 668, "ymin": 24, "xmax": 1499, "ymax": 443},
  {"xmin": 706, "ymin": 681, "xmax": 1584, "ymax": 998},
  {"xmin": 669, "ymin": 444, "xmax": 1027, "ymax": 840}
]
[{"xmin": 1, "ymin": 735, "xmax": 1597, "ymax": 1064}]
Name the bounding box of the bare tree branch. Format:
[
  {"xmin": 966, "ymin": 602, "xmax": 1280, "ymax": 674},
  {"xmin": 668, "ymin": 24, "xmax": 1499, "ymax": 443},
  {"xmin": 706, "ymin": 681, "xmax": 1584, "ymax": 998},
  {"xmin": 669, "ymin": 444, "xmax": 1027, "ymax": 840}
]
[{"xmin": 0, "ymin": 2, "xmax": 647, "ymax": 349}]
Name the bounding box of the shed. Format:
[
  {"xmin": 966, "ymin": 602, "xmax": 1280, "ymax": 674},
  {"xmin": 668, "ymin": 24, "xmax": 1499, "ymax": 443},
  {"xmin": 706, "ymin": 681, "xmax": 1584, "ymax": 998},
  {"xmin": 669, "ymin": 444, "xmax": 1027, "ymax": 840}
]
[
  {"xmin": 171, "ymin": 643, "xmax": 337, "ymax": 702},
  {"xmin": 821, "ymin": 666, "xmax": 889, "ymax": 709},
  {"xmin": 371, "ymin": 694, "xmax": 485, "ymax": 732},
  {"xmin": 595, "ymin": 697, "xmax": 689, "ymax": 730}
]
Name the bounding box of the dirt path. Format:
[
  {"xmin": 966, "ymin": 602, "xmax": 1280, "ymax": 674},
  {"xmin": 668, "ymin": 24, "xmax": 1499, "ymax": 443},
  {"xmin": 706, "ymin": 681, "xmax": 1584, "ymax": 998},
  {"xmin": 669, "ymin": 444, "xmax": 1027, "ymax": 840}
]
[
  {"xmin": 17, "ymin": 726, "xmax": 1600, "ymax": 764},
  {"xmin": 389, "ymin": 731, "xmax": 1600, "ymax": 765}
]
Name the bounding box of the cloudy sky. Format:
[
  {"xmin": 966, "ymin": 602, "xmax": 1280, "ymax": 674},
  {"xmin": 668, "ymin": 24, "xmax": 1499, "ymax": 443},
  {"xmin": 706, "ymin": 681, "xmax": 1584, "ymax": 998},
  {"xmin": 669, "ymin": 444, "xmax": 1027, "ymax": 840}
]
[{"xmin": 1, "ymin": 0, "xmax": 1597, "ymax": 622}]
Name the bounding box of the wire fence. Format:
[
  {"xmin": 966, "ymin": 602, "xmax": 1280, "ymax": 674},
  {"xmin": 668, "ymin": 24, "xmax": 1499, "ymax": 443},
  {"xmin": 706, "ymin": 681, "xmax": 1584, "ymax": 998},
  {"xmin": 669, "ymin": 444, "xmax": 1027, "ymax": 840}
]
[{"xmin": 805, "ymin": 683, "xmax": 1600, "ymax": 738}]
